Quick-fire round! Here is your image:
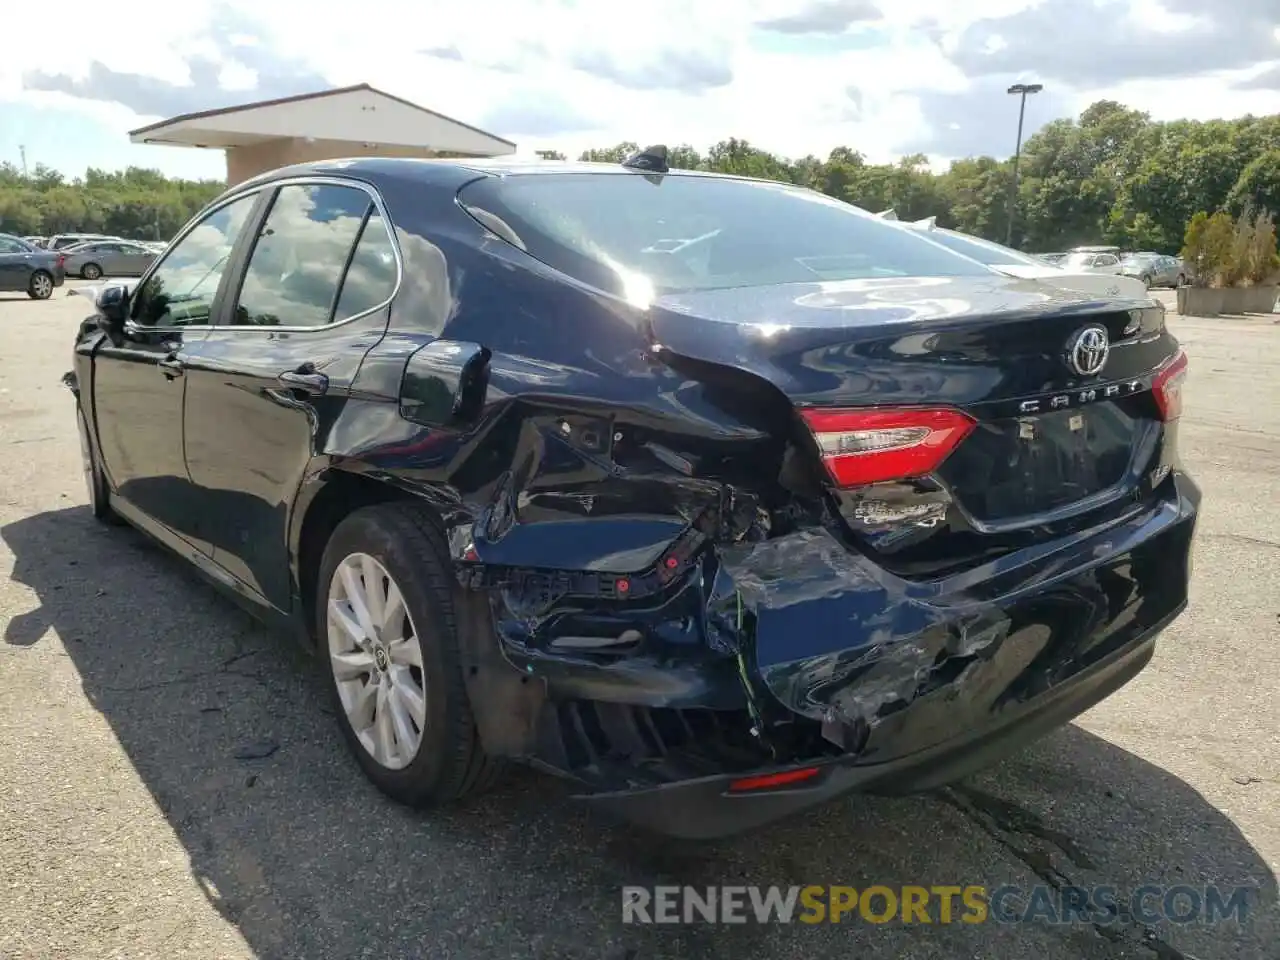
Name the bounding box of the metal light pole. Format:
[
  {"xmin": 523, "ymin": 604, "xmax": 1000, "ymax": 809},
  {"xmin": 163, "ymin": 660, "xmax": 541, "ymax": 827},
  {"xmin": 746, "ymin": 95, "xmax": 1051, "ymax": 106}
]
[{"xmin": 1005, "ymin": 82, "xmax": 1043, "ymax": 247}]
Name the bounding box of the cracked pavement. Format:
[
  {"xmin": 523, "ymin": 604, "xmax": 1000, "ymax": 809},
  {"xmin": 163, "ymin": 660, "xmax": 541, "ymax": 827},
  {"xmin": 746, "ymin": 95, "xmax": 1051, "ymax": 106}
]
[{"xmin": 0, "ymin": 286, "xmax": 1276, "ymax": 959}]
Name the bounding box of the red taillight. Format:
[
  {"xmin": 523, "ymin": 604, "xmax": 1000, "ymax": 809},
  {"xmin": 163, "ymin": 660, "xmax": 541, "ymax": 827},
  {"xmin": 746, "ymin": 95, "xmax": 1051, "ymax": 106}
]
[
  {"xmin": 799, "ymin": 407, "xmax": 976, "ymax": 488},
  {"xmin": 55, "ymin": 254, "xmax": 65, "ymax": 267},
  {"xmin": 1152, "ymin": 350, "xmax": 1188, "ymax": 421},
  {"xmin": 727, "ymin": 766, "xmax": 821, "ymax": 793}
]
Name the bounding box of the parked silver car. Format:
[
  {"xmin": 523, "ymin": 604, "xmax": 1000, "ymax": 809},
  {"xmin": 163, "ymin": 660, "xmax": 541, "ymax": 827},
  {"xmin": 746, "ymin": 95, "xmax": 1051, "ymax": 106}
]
[
  {"xmin": 44, "ymin": 233, "xmax": 119, "ymax": 251},
  {"xmin": 1120, "ymin": 253, "xmax": 1186, "ymax": 288},
  {"xmin": 62, "ymin": 239, "xmax": 158, "ymax": 279},
  {"xmin": 1058, "ymin": 250, "xmax": 1123, "ymax": 275}
]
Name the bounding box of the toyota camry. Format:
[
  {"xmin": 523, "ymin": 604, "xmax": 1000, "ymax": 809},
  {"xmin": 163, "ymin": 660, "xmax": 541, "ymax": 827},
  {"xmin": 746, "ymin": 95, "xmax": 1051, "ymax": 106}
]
[{"xmin": 66, "ymin": 148, "xmax": 1198, "ymax": 838}]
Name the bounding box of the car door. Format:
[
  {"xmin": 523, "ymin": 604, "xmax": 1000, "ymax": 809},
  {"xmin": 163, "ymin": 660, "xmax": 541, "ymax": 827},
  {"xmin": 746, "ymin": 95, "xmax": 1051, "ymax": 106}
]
[
  {"xmin": 0, "ymin": 237, "xmax": 31, "ymax": 290},
  {"xmin": 110, "ymin": 242, "xmax": 141, "ymax": 275},
  {"xmin": 91, "ymin": 191, "xmax": 266, "ymax": 543},
  {"xmin": 180, "ymin": 178, "xmax": 400, "ymax": 611},
  {"xmin": 122, "ymin": 243, "xmax": 157, "ymax": 276},
  {"xmin": 92, "ymin": 242, "xmax": 124, "ymax": 276}
]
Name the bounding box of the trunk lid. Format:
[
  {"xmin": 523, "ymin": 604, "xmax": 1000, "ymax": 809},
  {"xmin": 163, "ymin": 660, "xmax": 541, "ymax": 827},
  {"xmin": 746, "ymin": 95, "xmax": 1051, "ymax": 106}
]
[
  {"xmin": 647, "ymin": 275, "xmax": 1180, "ymax": 573},
  {"xmin": 992, "ymin": 265, "xmax": 1149, "ymax": 300}
]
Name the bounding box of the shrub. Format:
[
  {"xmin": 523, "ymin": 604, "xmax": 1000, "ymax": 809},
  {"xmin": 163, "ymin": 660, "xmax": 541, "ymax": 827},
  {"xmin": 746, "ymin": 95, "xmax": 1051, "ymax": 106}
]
[
  {"xmin": 1181, "ymin": 207, "xmax": 1280, "ymax": 287},
  {"xmin": 1243, "ymin": 209, "xmax": 1280, "ymax": 284}
]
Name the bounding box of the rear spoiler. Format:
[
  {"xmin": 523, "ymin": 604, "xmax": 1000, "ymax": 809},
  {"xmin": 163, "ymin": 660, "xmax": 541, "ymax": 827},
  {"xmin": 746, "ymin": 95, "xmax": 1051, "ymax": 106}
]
[{"xmin": 876, "ymin": 210, "xmax": 939, "ymax": 229}]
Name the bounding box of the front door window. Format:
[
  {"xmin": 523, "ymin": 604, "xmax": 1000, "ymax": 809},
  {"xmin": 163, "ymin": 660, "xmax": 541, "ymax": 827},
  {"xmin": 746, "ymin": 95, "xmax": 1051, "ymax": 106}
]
[{"xmin": 131, "ymin": 193, "xmax": 259, "ymax": 328}]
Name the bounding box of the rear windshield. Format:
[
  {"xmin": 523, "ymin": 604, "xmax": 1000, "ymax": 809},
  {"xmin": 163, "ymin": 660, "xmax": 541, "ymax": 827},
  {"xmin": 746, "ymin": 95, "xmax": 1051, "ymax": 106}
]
[
  {"xmin": 458, "ymin": 173, "xmax": 993, "ymax": 297},
  {"xmin": 915, "ymin": 229, "xmax": 1039, "ymax": 267}
]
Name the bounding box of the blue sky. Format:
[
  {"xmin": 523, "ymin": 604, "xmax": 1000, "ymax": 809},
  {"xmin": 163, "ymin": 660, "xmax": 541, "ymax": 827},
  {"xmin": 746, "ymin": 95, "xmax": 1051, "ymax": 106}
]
[
  {"xmin": 2, "ymin": 99, "xmax": 226, "ymax": 181},
  {"xmin": 2, "ymin": 0, "xmax": 1277, "ymax": 182}
]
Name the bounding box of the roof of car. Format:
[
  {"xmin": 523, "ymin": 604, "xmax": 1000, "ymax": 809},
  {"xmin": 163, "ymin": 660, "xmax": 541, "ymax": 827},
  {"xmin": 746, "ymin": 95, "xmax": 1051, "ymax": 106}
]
[{"xmin": 235, "ymin": 155, "xmax": 799, "ymax": 193}]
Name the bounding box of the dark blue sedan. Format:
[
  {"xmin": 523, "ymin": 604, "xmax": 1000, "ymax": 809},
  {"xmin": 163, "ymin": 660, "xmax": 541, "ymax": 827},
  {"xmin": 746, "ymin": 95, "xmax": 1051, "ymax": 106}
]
[
  {"xmin": 0, "ymin": 234, "xmax": 66, "ymax": 299},
  {"xmin": 64, "ymin": 151, "xmax": 1198, "ymax": 838}
]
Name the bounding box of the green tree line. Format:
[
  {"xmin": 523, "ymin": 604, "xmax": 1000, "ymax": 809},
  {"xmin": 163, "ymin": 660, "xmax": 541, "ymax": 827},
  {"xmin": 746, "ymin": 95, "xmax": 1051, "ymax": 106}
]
[
  {"xmin": 0, "ymin": 164, "xmax": 224, "ymax": 241},
  {"xmin": 4, "ymin": 99, "xmax": 1278, "ymax": 253},
  {"xmin": 568, "ymin": 100, "xmax": 1280, "ymax": 254}
]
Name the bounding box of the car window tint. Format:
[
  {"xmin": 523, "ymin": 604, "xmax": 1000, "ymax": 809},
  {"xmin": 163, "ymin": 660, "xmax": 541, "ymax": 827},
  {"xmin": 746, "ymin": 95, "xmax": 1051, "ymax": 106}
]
[
  {"xmin": 332, "ymin": 211, "xmax": 398, "ymax": 321},
  {"xmin": 0, "ymin": 238, "xmax": 25, "ymax": 253},
  {"xmin": 458, "ymin": 173, "xmax": 992, "ymax": 297},
  {"xmin": 230, "ymin": 183, "xmax": 370, "ymax": 327},
  {"xmin": 131, "ymin": 193, "xmax": 259, "ymax": 328}
]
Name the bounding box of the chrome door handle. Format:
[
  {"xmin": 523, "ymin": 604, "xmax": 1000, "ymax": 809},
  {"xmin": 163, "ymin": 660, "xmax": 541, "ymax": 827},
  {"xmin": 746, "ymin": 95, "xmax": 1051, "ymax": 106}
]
[{"xmin": 278, "ymin": 370, "xmax": 328, "ymax": 395}]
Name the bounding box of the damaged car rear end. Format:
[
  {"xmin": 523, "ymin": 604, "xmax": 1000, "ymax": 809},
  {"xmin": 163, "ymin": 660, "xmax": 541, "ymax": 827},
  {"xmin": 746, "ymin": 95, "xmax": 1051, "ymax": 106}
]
[{"xmin": 406, "ymin": 164, "xmax": 1199, "ymax": 839}]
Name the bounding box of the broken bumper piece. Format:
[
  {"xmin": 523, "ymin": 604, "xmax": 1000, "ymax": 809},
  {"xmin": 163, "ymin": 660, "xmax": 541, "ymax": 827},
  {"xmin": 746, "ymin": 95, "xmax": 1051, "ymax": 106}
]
[
  {"xmin": 578, "ymin": 624, "xmax": 1159, "ymax": 839},
  {"xmin": 577, "ymin": 474, "xmax": 1198, "ymax": 839}
]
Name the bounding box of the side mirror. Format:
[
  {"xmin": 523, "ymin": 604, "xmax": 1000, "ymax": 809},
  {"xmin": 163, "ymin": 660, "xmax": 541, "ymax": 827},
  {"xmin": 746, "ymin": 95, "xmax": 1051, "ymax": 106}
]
[{"xmin": 95, "ymin": 284, "xmax": 130, "ymax": 335}]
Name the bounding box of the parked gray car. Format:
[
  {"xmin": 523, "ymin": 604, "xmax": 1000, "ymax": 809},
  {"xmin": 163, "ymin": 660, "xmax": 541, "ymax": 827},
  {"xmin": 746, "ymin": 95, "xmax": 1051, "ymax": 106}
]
[
  {"xmin": 1120, "ymin": 253, "xmax": 1186, "ymax": 288},
  {"xmin": 0, "ymin": 233, "xmax": 66, "ymax": 299},
  {"xmin": 44, "ymin": 233, "xmax": 118, "ymax": 251},
  {"xmin": 62, "ymin": 239, "xmax": 158, "ymax": 279}
]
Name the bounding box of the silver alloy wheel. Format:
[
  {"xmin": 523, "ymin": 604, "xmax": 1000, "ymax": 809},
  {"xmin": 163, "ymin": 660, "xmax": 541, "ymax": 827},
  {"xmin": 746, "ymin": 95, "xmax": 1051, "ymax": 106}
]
[
  {"xmin": 82, "ymin": 264, "xmax": 101, "ymax": 280},
  {"xmin": 31, "ymin": 273, "xmax": 52, "ymax": 298},
  {"xmin": 326, "ymin": 552, "xmax": 427, "ymax": 770},
  {"xmin": 77, "ymin": 414, "xmax": 96, "ymax": 510}
]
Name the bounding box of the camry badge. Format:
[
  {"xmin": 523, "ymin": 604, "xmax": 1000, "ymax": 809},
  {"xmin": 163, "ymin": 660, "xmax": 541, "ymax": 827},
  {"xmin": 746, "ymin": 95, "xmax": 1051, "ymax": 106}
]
[{"xmin": 1067, "ymin": 325, "xmax": 1110, "ymax": 377}]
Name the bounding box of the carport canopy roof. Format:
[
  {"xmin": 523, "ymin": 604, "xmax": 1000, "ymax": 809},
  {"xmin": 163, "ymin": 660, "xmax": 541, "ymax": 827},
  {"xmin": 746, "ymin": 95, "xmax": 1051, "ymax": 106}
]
[{"xmin": 128, "ymin": 83, "xmax": 516, "ymax": 156}]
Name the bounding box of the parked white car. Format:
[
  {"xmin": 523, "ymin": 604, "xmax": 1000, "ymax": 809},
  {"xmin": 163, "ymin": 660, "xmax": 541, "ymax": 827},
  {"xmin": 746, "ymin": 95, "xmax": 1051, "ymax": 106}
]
[
  {"xmin": 898, "ymin": 219, "xmax": 1147, "ymax": 298},
  {"xmin": 1058, "ymin": 250, "xmax": 1125, "ymax": 276}
]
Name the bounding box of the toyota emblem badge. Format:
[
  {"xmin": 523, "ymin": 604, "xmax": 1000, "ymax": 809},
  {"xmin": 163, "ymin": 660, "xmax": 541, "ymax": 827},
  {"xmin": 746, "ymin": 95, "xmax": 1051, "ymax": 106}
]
[{"xmin": 1067, "ymin": 325, "xmax": 1110, "ymax": 377}]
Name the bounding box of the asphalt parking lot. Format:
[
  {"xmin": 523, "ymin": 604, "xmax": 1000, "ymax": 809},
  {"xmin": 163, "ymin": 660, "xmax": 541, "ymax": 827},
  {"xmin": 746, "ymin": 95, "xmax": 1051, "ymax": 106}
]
[{"xmin": 0, "ymin": 283, "xmax": 1276, "ymax": 960}]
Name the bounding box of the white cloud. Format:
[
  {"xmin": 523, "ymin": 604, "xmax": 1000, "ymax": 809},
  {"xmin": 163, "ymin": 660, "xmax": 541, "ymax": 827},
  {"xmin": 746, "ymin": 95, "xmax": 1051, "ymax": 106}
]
[
  {"xmin": 216, "ymin": 62, "xmax": 258, "ymax": 93},
  {"xmin": 3, "ymin": 0, "xmax": 1278, "ymax": 177}
]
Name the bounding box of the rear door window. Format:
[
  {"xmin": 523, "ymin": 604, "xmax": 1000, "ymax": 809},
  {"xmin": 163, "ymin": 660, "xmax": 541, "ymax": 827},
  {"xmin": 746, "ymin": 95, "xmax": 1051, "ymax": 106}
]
[
  {"xmin": 230, "ymin": 183, "xmax": 372, "ymax": 327},
  {"xmin": 458, "ymin": 173, "xmax": 994, "ymax": 297},
  {"xmin": 331, "ymin": 211, "xmax": 398, "ymax": 321}
]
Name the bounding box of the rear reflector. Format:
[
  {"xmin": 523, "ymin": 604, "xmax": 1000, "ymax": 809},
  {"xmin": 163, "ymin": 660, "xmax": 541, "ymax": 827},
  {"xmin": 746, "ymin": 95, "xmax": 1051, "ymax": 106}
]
[
  {"xmin": 799, "ymin": 407, "xmax": 976, "ymax": 488},
  {"xmin": 728, "ymin": 767, "xmax": 821, "ymax": 792},
  {"xmin": 1152, "ymin": 350, "xmax": 1188, "ymax": 421}
]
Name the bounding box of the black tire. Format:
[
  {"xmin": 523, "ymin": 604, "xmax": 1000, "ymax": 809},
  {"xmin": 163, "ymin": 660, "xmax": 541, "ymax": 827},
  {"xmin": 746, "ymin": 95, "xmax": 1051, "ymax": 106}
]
[
  {"xmin": 81, "ymin": 263, "xmax": 102, "ymax": 280},
  {"xmin": 27, "ymin": 270, "xmax": 54, "ymax": 300},
  {"xmin": 77, "ymin": 404, "xmax": 120, "ymax": 524},
  {"xmin": 316, "ymin": 501, "xmax": 499, "ymax": 806}
]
